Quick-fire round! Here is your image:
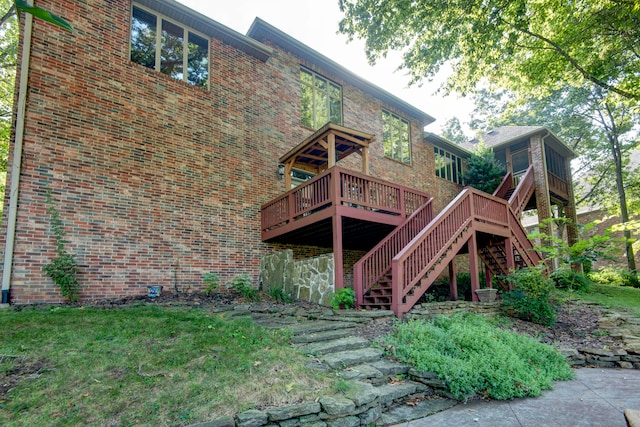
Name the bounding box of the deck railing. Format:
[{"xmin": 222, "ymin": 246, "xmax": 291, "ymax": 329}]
[
  {"xmin": 353, "ymin": 197, "xmax": 434, "ymax": 307},
  {"xmin": 547, "ymin": 171, "xmax": 569, "ymax": 200},
  {"xmin": 261, "ymin": 166, "xmax": 430, "ymax": 235}
]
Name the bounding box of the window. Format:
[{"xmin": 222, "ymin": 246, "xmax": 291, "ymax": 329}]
[
  {"xmin": 434, "ymin": 147, "xmax": 464, "ymax": 185},
  {"xmin": 131, "ymin": 4, "xmax": 209, "ymax": 87},
  {"xmin": 300, "ymin": 68, "xmax": 342, "ymax": 129},
  {"xmin": 382, "ymin": 110, "xmax": 411, "ymax": 164}
]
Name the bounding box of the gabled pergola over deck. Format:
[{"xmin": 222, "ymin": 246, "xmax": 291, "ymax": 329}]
[
  {"xmin": 279, "ymin": 123, "xmax": 372, "ymax": 190},
  {"xmin": 263, "ymin": 123, "xmax": 431, "ymax": 291}
]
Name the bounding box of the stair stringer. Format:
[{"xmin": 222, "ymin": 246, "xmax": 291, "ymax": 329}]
[{"xmin": 393, "ymin": 224, "xmax": 475, "ymax": 317}]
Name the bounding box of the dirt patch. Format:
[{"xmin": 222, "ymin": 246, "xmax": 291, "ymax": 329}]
[{"xmin": 0, "ymin": 358, "xmax": 49, "ymax": 402}]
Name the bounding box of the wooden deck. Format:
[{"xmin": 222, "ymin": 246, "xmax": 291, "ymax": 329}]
[{"xmin": 261, "ymin": 166, "xmax": 431, "ymax": 250}]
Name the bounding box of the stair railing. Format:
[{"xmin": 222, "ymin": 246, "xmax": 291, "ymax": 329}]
[
  {"xmin": 508, "ymin": 165, "xmax": 535, "ymax": 216},
  {"xmin": 492, "ymin": 170, "xmax": 513, "ymax": 199},
  {"xmin": 391, "ymin": 189, "xmax": 474, "ymax": 315},
  {"xmin": 353, "ymin": 198, "xmax": 434, "ymax": 307}
]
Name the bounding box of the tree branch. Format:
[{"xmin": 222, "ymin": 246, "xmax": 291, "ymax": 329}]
[{"xmin": 0, "ymin": 4, "xmax": 16, "ymax": 28}]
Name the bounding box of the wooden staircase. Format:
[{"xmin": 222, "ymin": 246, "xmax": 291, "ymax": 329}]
[{"xmin": 354, "ymin": 166, "xmax": 540, "ymax": 317}]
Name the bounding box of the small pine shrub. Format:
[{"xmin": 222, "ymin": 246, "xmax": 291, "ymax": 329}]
[
  {"xmin": 550, "ymin": 268, "xmax": 591, "ymax": 292},
  {"xmin": 502, "ymin": 266, "xmax": 556, "ymax": 326},
  {"xmin": 230, "ymin": 274, "xmax": 260, "ymax": 302},
  {"xmin": 381, "ymin": 314, "xmax": 573, "ymax": 401}
]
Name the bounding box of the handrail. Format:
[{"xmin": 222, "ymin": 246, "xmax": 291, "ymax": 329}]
[
  {"xmin": 508, "ymin": 165, "xmax": 535, "ymax": 216},
  {"xmin": 353, "ymin": 198, "xmax": 434, "ymax": 307},
  {"xmin": 507, "ymin": 208, "xmax": 543, "ymax": 266},
  {"xmin": 492, "ymin": 170, "xmax": 513, "ymax": 199},
  {"xmin": 389, "ymin": 187, "xmax": 537, "ymax": 316}
]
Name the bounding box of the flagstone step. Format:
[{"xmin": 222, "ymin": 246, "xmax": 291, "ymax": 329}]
[
  {"xmin": 339, "ymin": 364, "xmax": 384, "ymax": 381},
  {"xmin": 289, "ymin": 328, "xmax": 355, "ymax": 344},
  {"xmin": 285, "ymin": 320, "xmax": 359, "ymax": 336},
  {"xmin": 321, "ymin": 347, "xmax": 385, "ymax": 369},
  {"xmin": 296, "ymin": 336, "xmax": 370, "ymax": 355},
  {"xmin": 376, "ymin": 381, "xmax": 428, "ymax": 407}
]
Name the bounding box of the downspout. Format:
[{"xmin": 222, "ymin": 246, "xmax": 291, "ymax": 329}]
[{"xmin": 1, "ymin": 6, "xmax": 34, "ymax": 304}]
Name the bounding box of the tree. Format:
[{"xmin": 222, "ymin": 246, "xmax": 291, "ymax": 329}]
[
  {"xmin": 440, "ymin": 117, "xmax": 467, "ymax": 145},
  {"xmin": 338, "ymin": 0, "xmax": 640, "ymax": 100},
  {"xmin": 0, "ymin": 0, "xmax": 17, "ymax": 203},
  {"xmin": 470, "ymin": 85, "xmax": 639, "ymax": 274},
  {"xmin": 462, "ymin": 143, "xmax": 504, "ymax": 194}
]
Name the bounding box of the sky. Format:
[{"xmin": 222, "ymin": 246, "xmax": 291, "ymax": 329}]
[{"xmin": 175, "ymin": 0, "xmax": 475, "ymax": 134}]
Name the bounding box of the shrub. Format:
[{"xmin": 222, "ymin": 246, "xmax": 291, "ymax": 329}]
[
  {"xmin": 422, "ymin": 272, "xmax": 474, "ymax": 302},
  {"xmin": 330, "ymin": 287, "xmax": 356, "ymax": 309},
  {"xmin": 268, "ymin": 286, "xmax": 293, "ymax": 303},
  {"xmin": 381, "ymin": 314, "xmax": 573, "ymax": 401},
  {"xmin": 589, "ymin": 266, "xmax": 639, "ymax": 287},
  {"xmin": 550, "ymin": 268, "xmax": 591, "ymax": 292},
  {"xmin": 502, "ymin": 266, "xmax": 556, "ymax": 326},
  {"xmin": 230, "ymin": 274, "xmax": 260, "ymax": 302},
  {"xmin": 203, "ymin": 272, "xmax": 220, "ymax": 296}
]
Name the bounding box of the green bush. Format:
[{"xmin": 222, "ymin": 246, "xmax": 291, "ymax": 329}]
[
  {"xmin": 268, "ymin": 286, "xmax": 293, "ymax": 303},
  {"xmin": 550, "ymin": 268, "xmax": 591, "ymax": 292},
  {"xmin": 502, "ymin": 266, "xmax": 556, "ymax": 326},
  {"xmin": 202, "ymin": 272, "xmax": 220, "ymax": 296},
  {"xmin": 589, "ymin": 267, "xmax": 639, "ymax": 287},
  {"xmin": 230, "ymin": 274, "xmax": 260, "ymax": 302},
  {"xmin": 330, "ymin": 287, "xmax": 356, "ymax": 309},
  {"xmin": 381, "ymin": 314, "xmax": 573, "ymax": 401},
  {"xmin": 422, "ymin": 272, "xmax": 474, "ymax": 302}
]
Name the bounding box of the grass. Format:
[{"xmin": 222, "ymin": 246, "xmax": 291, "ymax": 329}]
[
  {"xmin": 564, "ymin": 283, "xmax": 640, "ymax": 317},
  {"xmin": 0, "ymin": 305, "xmax": 336, "ymax": 426},
  {"xmin": 381, "ymin": 313, "xmax": 574, "ymax": 401}
]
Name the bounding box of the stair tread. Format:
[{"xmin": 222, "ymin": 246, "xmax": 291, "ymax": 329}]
[
  {"xmin": 321, "ymin": 347, "xmax": 385, "ymax": 369},
  {"xmin": 296, "ymin": 337, "xmax": 370, "ymax": 355}
]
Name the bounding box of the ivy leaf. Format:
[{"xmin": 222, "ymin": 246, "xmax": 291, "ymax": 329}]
[{"xmin": 15, "ymin": 0, "xmax": 73, "ymax": 32}]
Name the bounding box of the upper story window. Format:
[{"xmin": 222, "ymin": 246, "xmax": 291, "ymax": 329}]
[
  {"xmin": 300, "ymin": 68, "xmax": 342, "ymax": 129},
  {"xmin": 434, "ymin": 147, "xmax": 464, "ymax": 185},
  {"xmin": 131, "ymin": 4, "xmax": 209, "ymax": 88},
  {"xmin": 382, "ymin": 110, "xmax": 411, "ymax": 164}
]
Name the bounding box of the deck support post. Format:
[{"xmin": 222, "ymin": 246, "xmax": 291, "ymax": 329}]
[
  {"xmin": 448, "ymin": 261, "xmax": 458, "ymax": 300},
  {"xmin": 332, "ymin": 213, "xmax": 344, "ymax": 291},
  {"xmin": 485, "ymin": 265, "xmax": 492, "ymax": 289},
  {"xmin": 469, "ymin": 233, "xmax": 480, "ymax": 302}
]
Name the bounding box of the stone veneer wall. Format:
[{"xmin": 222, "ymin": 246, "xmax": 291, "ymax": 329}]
[{"xmin": 260, "ymin": 250, "xmax": 334, "ymax": 306}]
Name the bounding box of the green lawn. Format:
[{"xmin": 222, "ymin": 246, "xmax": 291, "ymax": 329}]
[
  {"xmin": 570, "ymin": 283, "xmax": 640, "ymax": 317},
  {"xmin": 0, "ymin": 305, "xmax": 335, "ymax": 426}
]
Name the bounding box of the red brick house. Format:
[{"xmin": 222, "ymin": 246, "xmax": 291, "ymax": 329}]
[{"xmin": 0, "ymin": 0, "xmax": 576, "ymax": 316}]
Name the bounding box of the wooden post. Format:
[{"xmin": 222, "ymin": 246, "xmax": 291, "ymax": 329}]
[
  {"xmin": 469, "ymin": 233, "xmax": 480, "ymax": 302},
  {"xmin": 284, "ymin": 161, "xmax": 293, "ymax": 190},
  {"xmin": 449, "ymin": 261, "xmax": 458, "ymax": 300},
  {"xmin": 485, "ymin": 265, "xmax": 492, "ymax": 289},
  {"xmin": 333, "ymin": 214, "xmax": 344, "ymax": 290},
  {"xmin": 328, "ymin": 132, "xmax": 336, "ymax": 169},
  {"xmin": 362, "ymin": 145, "xmax": 369, "ymax": 175}
]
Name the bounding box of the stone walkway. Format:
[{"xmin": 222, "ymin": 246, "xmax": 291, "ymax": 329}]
[{"xmin": 198, "ymin": 302, "xmax": 640, "ymax": 427}]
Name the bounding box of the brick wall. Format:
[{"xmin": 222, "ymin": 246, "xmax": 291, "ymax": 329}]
[{"xmin": 0, "ymin": 0, "xmax": 462, "ymax": 304}]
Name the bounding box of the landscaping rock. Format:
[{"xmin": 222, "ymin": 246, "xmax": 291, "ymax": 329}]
[
  {"xmin": 324, "ymin": 416, "xmax": 360, "ymax": 427},
  {"xmin": 380, "ymin": 398, "xmax": 457, "ymax": 425},
  {"xmin": 319, "ymin": 396, "xmax": 356, "ymax": 416},
  {"xmin": 358, "ymin": 404, "xmax": 382, "ymax": 425},
  {"xmin": 267, "ymin": 403, "xmax": 321, "ymax": 421},
  {"xmin": 339, "ymin": 364, "xmax": 383, "ymax": 381},
  {"xmin": 343, "ymin": 381, "xmax": 378, "ymax": 407},
  {"xmin": 297, "ymin": 337, "xmax": 370, "ymax": 356},
  {"xmin": 625, "ymin": 409, "xmax": 640, "ymax": 427},
  {"xmin": 376, "ymin": 382, "xmax": 419, "ymax": 407},
  {"xmin": 237, "ymin": 410, "xmax": 268, "ymax": 427},
  {"xmin": 321, "ymin": 348, "xmax": 384, "ymax": 369},
  {"xmin": 191, "ymin": 416, "xmax": 235, "ymax": 427}
]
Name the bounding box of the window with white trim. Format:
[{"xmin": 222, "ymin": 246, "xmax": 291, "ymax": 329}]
[
  {"xmin": 300, "ymin": 67, "xmax": 342, "ymax": 129},
  {"xmin": 382, "ymin": 110, "xmax": 411, "ymax": 164},
  {"xmin": 131, "ymin": 4, "xmax": 209, "ymax": 88},
  {"xmin": 434, "ymin": 147, "xmax": 463, "ymax": 185}
]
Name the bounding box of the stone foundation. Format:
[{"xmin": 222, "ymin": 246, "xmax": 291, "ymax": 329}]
[{"xmin": 260, "ymin": 250, "xmax": 335, "ymax": 306}]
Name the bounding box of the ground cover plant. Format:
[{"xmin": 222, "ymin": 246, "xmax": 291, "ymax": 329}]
[
  {"xmin": 0, "ymin": 305, "xmax": 336, "ymax": 426},
  {"xmin": 381, "ymin": 313, "xmax": 574, "ymax": 401}
]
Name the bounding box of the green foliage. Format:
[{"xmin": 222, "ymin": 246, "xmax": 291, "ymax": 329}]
[
  {"xmin": 42, "ymin": 191, "xmax": 79, "ymax": 302},
  {"xmin": 338, "ymin": 0, "xmax": 639, "ymax": 100},
  {"xmin": 230, "ymin": 274, "xmax": 259, "ymax": 302},
  {"xmin": 13, "ymin": 0, "xmax": 73, "ymax": 31},
  {"xmin": 502, "ymin": 266, "xmax": 555, "ymax": 326},
  {"xmin": 202, "ymin": 272, "xmax": 220, "ymax": 296},
  {"xmin": 381, "ymin": 314, "xmax": 573, "ymax": 401},
  {"xmin": 568, "ymin": 283, "xmax": 640, "ymax": 318},
  {"xmin": 461, "ymin": 143, "xmax": 504, "ymax": 194},
  {"xmin": 589, "ymin": 267, "xmax": 640, "ymax": 288},
  {"xmin": 550, "ymin": 268, "xmax": 591, "ymax": 292},
  {"xmin": 424, "ymin": 272, "xmax": 474, "ymax": 302},
  {"xmin": 268, "ymin": 286, "xmax": 293, "ymax": 303},
  {"xmin": 330, "ymin": 287, "xmax": 355, "ymax": 310}
]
